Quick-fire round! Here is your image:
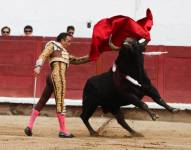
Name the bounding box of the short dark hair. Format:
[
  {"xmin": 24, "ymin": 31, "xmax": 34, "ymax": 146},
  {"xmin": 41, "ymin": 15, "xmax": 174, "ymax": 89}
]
[
  {"xmin": 24, "ymin": 25, "xmax": 33, "ymax": 32},
  {"xmin": 56, "ymin": 32, "xmax": 71, "ymax": 42},
  {"xmin": 67, "ymin": 25, "xmax": 75, "ymax": 32},
  {"xmin": 1, "ymin": 26, "xmax": 11, "ymax": 33}
]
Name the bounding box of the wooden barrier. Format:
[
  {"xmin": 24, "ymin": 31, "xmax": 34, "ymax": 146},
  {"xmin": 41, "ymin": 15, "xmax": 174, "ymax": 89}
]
[{"xmin": 0, "ymin": 36, "xmax": 190, "ymax": 103}]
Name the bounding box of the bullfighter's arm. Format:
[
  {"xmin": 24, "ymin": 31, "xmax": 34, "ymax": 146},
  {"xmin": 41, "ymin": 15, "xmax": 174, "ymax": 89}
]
[
  {"xmin": 35, "ymin": 42, "xmax": 54, "ymax": 67},
  {"xmin": 34, "ymin": 42, "xmax": 54, "ymax": 75},
  {"xmin": 69, "ymin": 54, "xmax": 90, "ymax": 64}
]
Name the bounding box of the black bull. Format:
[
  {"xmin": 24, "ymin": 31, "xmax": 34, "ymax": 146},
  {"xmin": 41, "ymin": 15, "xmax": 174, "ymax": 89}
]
[{"xmin": 80, "ymin": 40, "xmax": 178, "ymax": 137}]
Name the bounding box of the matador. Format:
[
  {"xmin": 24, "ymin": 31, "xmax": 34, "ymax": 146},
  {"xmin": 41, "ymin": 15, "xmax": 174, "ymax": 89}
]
[{"xmin": 24, "ymin": 32, "xmax": 89, "ymax": 138}]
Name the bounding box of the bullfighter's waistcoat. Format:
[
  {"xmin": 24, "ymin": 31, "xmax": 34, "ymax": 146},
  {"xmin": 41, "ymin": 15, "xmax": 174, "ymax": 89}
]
[
  {"xmin": 35, "ymin": 41, "xmax": 69, "ymax": 67},
  {"xmin": 48, "ymin": 41, "xmax": 69, "ymax": 65}
]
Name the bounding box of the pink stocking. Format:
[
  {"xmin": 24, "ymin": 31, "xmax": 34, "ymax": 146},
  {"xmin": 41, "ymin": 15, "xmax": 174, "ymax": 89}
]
[
  {"xmin": 27, "ymin": 108, "xmax": 40, "ymax": 130},
  {"xmin": 56, "ymin": 113, "xmax": 69, "ymax": 134}
]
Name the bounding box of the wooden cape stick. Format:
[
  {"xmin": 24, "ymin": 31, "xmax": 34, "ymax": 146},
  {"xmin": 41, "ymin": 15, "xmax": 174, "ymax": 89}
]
[{"xmin": 33, "ymin": 77, "xmax": 37, "ymax": 108}]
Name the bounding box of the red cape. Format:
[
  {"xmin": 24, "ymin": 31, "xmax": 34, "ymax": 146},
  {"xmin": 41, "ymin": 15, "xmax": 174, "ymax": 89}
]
[{"xmin": 89, "ymin": 8, "xmax": 153, "ymax": 61}]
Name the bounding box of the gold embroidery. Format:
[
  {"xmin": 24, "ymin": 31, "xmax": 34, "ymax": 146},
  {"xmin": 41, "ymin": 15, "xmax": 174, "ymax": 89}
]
[
  {"xmin": 36, "ymin": 43, "xmax": 54, "ymax": 66},
  {"xmin": 51, "ymin": 62, "xmax": 67, "ymax": 113},
  {"xmin": 36, "ymin": 41, "xmax": 70, "ymax": 68},
  {"xmin": 49, "ymin": 57, "xmax": 69, "ymax": 65},
  {"xmin": 49, "ymin": 44, "xmax": 69, "ymax": 65}
]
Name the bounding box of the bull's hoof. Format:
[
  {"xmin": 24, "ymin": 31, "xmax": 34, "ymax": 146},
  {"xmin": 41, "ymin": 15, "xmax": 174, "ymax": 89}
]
[
  {"xmin": 24, "ymin": 127, "xmax": 32, "ymax": 136},
  {"xmin": 90, "ymin": 131, "xmax": 99, "ymax": 137},
  {"xmin": 171, "ymin": 108, "xmax": 180, "ymax": 113},
  {"xmin": 150, "ymin": 112, "xmax": 160, "ymax": 121},
  {"xmin": 131, "ymin": 132, "xmax": 144, "ymax": 137}
]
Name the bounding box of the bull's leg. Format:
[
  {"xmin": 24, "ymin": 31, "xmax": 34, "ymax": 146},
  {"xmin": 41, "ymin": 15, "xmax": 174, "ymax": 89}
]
[
  {"xmin": 112, "ymin": 109, "xmax": 143, "ymax": 137},
  {"xmin": 144, "ymin": 85, "xmax": 179, "ymax": 113},
  {"xmin": 80, "ymin": 80, "xmax": 100, "ymax": 136},
  {"xmin": 80, "ymin": 93, "xmax": 98, "ymax": 136},
  {"xmin": 143, "ymin": 71, "xmax": 179, "ymax": 113},
  {"xmin": 126, "ymin": 94, "xmax": 159, "ymax": 121},
  {"xmin": 155, "ymin": 98, "xmax": 179, "ymax": 113},
  {"xmin": 80, "ymin": 103, "xmax": 98, "ymax": 136},
  {"xmin": 137, "ymin": 101, "xmax": 159, "ymax": 121}
]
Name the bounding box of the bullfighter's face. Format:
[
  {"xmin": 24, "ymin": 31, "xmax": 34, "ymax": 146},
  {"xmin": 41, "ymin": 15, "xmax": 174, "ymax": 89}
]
[{"xmin": 61, "ymin": 35, "xmax": 72, "ymax": 48}]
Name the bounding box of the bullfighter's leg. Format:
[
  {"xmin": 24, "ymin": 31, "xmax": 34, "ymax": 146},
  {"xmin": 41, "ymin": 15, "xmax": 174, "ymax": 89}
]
[
  {"xmin": 51, "ymin": 62, "xmax": 74, "ymax": 138},
  {"xmin": 80, "ymin": 81, "xmax": 99, "ymax": 136},
  {"xmin": 111, "ymin": 109, "xmax": 143, "ymax": 137},
  {"xmin": 125, "ymin": 94, "xmax": 158, "ymax": 121},
  {"xmin": 24, "ymin": 74, "xmax": 53, "ymax": 136},
  {"xmin": 35, "ymin": 74, "xmax": 53, "ymax": 111}
]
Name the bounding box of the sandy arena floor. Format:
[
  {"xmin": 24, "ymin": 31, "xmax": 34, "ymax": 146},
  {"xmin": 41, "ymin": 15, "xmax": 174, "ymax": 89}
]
[{"xmin": 0, "ymin": 115, "xmax": 191, "ymax": 150}]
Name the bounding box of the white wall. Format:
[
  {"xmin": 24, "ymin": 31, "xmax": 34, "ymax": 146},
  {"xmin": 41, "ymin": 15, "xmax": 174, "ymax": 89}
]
[{"xmin": 0, "ymin": 0, "xmax": 190, "ymax": 46}]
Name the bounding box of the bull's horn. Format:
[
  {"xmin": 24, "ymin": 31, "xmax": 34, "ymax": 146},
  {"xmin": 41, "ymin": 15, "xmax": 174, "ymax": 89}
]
[
  {"xmin": 139, "ymin": 38, "xmax": 149, "ymax": 46},
  {"xmin": 108, "ymin": 34, "xmax": 120, "ymax": 50}
]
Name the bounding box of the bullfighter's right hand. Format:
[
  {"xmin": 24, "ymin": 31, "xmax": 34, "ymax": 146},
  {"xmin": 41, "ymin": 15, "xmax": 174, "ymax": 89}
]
[{"xmin": 34, "ymin": 66, "xmax": 41, "ymax": 76}]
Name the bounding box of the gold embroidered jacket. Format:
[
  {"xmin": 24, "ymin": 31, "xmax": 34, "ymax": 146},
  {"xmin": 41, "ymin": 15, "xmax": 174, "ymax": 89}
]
[{"xmin": 35, "ymin": 41, "xmax": 89, "ymax": 67}]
